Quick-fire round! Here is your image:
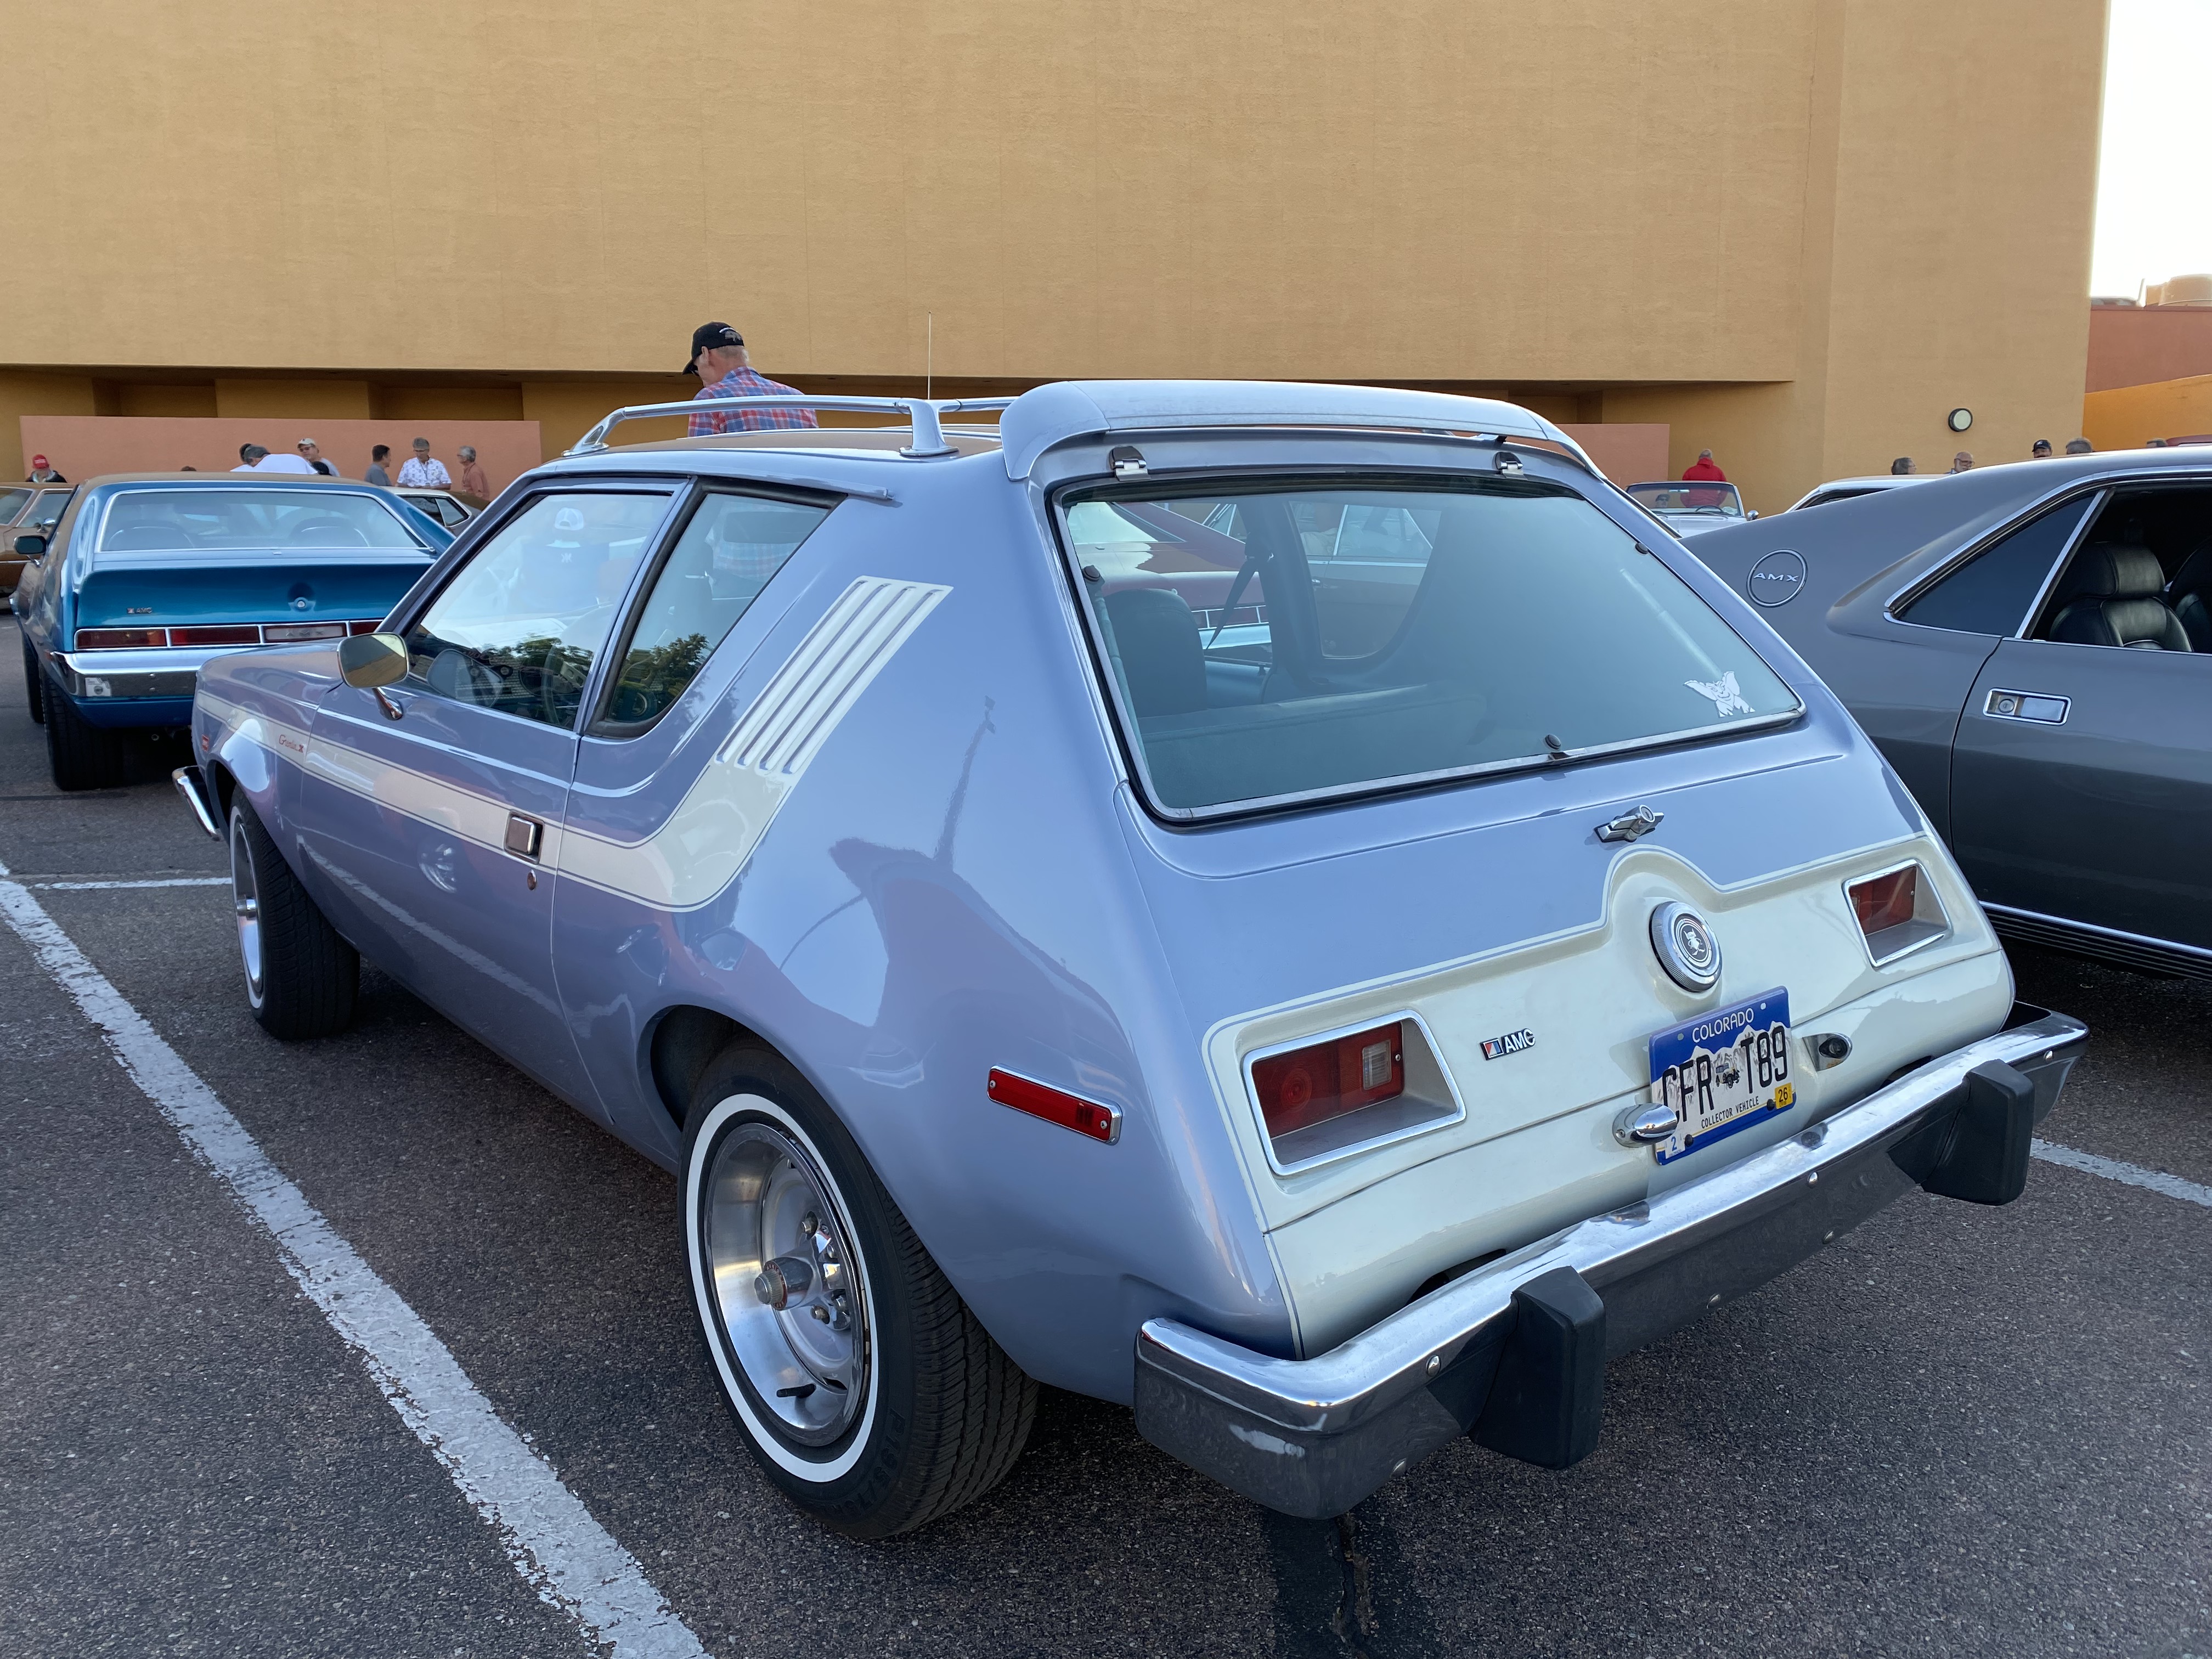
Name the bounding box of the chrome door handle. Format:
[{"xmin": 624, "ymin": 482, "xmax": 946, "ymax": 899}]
[{"xmin": 1983, "ymin": 689, "xmax": 2068, "ymax": 724}]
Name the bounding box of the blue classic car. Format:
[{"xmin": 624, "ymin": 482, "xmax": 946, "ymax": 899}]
[
  {"xmin": 173, "ymin": 384, "xmax": 2085, "ymax": 1536},
  {"xmin": 14, "ymin": 473, "xmax": 452, "ymax": 790}
]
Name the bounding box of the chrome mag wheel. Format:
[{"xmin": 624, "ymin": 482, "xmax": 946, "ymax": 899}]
[
  {"xmin": 229, "ymin": 810, "xmax": 265, "ymax": 1009},
  {"xmin": 701, "ymin": 1119, "xmax": 871, "ymax": 1447}
]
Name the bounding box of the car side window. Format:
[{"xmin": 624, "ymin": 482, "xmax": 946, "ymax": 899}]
[
  {"xmin": 403, "ymin": 490, "xmax": 673, "ymax": 730},
  {"xmin": 1897, "ymin": 494, "xmax": 2097, "ymax": 635},
  {"xmin": 597, "ymin": 490, "xmax": 832, "ymax": 730}
]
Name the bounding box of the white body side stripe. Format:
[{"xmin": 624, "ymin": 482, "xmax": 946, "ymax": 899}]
[{"xmin": 197, "ymin": 576, "xmax": 951, "ymax": 913}]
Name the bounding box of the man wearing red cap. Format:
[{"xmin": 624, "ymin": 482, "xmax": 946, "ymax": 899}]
[{"xmin": 25, "ymin": 454, "xmax": 64, "ymax": 483}]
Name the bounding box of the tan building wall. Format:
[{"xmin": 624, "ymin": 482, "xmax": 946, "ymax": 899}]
[{"xmin": 1, "ymin": 1, "xmax": 2104, "ymax": 510}]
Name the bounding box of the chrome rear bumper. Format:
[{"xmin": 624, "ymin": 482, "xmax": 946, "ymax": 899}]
[{"xmin": 1135, "ymin": 1003, "xmax": 2087, "ymax": 1517}]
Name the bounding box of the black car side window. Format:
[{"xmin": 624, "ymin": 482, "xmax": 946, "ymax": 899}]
[
  {"xmin": 403, "ymin": 490, "xmax": 674, "ymax": 730},
  {"xmin": 1897, "ymin": 494, "xmax": 2098, "ymax": 635},
  {"xmin": 595, "ymin": 490, "xmax": 831, "ymax": 732}
]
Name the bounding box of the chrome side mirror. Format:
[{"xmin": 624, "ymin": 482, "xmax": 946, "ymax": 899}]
[
  {"xmin": 12, "ymin": 533, "xmax": 46, "ymax": 558},
  {"xmin": 1747, "ymin": 510, "xmax": 1759, "ymax": 520},
  {"xmin": 338, "ymin": 631, "xmax": 408, "ymax": 689}
]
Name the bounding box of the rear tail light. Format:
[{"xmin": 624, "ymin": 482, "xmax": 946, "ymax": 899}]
[
  {"xmin": 987, "ymin": 1069, "xmax": 1120, "ymax": 1143},
  {"xmin": 1252, "ymin": 1022, "xmax": 1406, "ymax": 1139},
  {"xmin": 74, "ymin": 627, "xmax": 166, "ymax": 648},
  {"xmin": 1846, "ymin": 861, "xmax": 1950, "ymax": 966},
  {"xmin": 1243, "ymin": 1014, "xmax": 1465, "ymax": 1174},
  {"xmin": 167, "ymin": 625, "xmax": 262, "ymax": 646},
  {"xmin": 263, "ymin": 622, "xmax": 349, "ymax": 642}
]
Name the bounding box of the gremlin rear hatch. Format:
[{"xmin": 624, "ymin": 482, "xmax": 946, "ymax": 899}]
[{"xmin": 1058, "ymin": 467, "xmax": 2012, "ymax": 1353}]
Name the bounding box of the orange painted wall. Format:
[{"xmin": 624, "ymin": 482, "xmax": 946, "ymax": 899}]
[
  {"xmin": 15, "ymin": 417, "xmax": 540, "ymax": 496},
  {"xmin": 2080, "ymin": 375, "xmax": 2212, "ymax": 451}
]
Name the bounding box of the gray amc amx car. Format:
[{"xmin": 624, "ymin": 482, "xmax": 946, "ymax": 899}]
[{"xmin": 1690, "ymin": 448, "xmax": 2212, "ymax": 976}]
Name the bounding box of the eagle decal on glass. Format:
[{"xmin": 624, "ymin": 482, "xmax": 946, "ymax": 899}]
[{"xmin": 1685, "ymin": 670, "xmax": 1753, "ymax": 716}]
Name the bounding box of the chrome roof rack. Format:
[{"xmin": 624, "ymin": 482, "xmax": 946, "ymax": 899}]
[
  {"xmin": 995, "ymin": 381, "xmax": 1601, "ymax": 479},
  {"xmin": 566, "ymin": 396, "xmax": 1013, "ymax": 459}
]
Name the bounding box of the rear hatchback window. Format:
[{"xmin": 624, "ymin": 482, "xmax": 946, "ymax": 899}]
[{"xmin": 1063, "ymin": 477, "xmax": 1798, "ymax": 816}]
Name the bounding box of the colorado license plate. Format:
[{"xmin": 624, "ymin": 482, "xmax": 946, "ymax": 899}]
[{"xmin": 1647, "ymin": 989, "xmax": 1793, "ymax": 1165}]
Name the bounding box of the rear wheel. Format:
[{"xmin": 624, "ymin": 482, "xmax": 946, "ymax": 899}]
[
  {"xmin": 684, "ymin": 1043, "xmax": 1036, "ymax": 1538},
  {"xmin": 22, "ymin": 637, "xmax": 43, "ymax": 725},
  {"xmin": 229, "ymin": 798, "xmax": 358, "ymax": 1040},
  {"xmin": 43, "ymin": 676, "xmax": 127, "ymax": 791}
]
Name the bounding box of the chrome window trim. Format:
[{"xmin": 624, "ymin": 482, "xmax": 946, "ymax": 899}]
[
  {"xmin": 1882, "ymin": 466, "xmax": 2212, "ymax": 633},
  {"xmin": 1881, "ymin": 486, "xmax": 2106, "ymax": 634},
  {"xmin": 1844, "ymin": 856, "xmax": 1951, "ymax": 968},
  {"xmin": 1050, "ymin": 472, "xmax": 1805, "ymax": 826},
  {"xmin": 583, "ymin": 478, "xmax": 842, "ymax": 740},
  {"xmin": 1240, "ymin": 1007, "xmax": 1467, "ymax": 1178},
  {"xmin": 392, "ymin": 478, "xmax": 691, "ymax": 734}
]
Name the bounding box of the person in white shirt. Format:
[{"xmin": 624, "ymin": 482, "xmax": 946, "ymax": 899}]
[
  {"xmin": 396, "ymin": 437, "xmax": 451, "ymax": 488},
  {"xmin": 232, "ymin": 443, "xmax": 267, "ymax": 472},
  {"xmin": 253, "ymin": 448, "xmax": 317, "ymax": 475}
]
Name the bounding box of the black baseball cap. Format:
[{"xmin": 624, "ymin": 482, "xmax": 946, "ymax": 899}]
[{"xmin": 684, "ymin": 322, "xmax": 743, "ymax": 374}]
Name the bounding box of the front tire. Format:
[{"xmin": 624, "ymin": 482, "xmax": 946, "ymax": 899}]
[
  {"xmin": 43, "ymin": 677, "xmax": 127, "ymax": 791},
  {"xmin": 22, "ymin": 637, "xmax": 44, "ymax": 725},
  {"xmin": 684, "ymin": 1044, "xmax": 1036, "ymax": 1538},
  {"xmin": 229, "ymin": 798, "xmax": 358, "ymax": 1040}
]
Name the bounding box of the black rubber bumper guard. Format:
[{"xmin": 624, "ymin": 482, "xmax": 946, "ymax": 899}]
[{"xmin": 1134, "ymin": 1003, "xmax": 2086, "ymax": 1516}]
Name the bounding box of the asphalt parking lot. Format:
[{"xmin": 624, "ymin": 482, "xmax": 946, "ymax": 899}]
[{"xmin": 0, "ymin": 617, "xmax": 2206, "ymax": 1659}]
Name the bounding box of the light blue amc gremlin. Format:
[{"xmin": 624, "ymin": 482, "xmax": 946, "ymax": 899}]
[{"xmin": 173, "ymin": 383, "xmax": 2087, "ymax": 1537}]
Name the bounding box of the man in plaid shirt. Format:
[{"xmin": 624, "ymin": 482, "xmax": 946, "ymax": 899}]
[{"xmin": 685, "ymin": 322, "xmax": 819, "ymax": 436}]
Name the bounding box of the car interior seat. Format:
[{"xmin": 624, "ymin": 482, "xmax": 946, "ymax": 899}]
[
  {"xmin": 2166, "ymin": 541, "xmax": 2212, "ymax": 652},
  {"xmin": 286, "ymin": 517, "xmax": 371, "ymax": 546},
  {"xmin": 102, "ymin": 521, "xmax": 188, "ymax": 550},
  {"xmin": 2045, "ymin": 543, "xmax": 2192, "ymax": 650},
  {"xmin": 1103, "ymin": 586, "xmax": 1207, "ymax": 717}
]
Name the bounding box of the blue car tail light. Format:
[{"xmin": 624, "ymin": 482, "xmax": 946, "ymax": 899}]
[
  {"xmin": 72, "ymin": 619, "xmax": 386, "ymax": 650},
  {"xmin": 75, "ymin": 627, "xmax": 168, "ymax": 648}
]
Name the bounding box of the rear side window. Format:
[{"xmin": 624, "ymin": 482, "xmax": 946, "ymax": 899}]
[
  {"xmin": 599, "ymin": 492, "xmax": 831, "ymax": 729},
  {"xmin": 1897, "ymin": 495, "xmax": 2096, "ymax": 634},
  {"xmin": 1064, "ymin": 478, "xmax": 1799, "ymax": 816},
  {"xmin": 0, "ymin": 489, "xmax": 30, "ymax": 523}
]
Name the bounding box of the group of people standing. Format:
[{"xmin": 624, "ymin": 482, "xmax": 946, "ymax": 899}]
[{"xmin": 224, "ymin": 437, "xmax": 492, "ymax": 496}]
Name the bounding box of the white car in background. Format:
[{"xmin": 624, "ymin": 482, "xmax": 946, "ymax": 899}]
[
  {"xmin": 1624, "ymin": 480, "xmax": 1756, "ymax": 538},
  {"xmin": 1785, "ymin": 474, "xmax": 1939, "ymax": 512}
]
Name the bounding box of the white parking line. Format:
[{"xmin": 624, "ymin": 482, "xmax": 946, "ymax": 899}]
[
  {"xmin": 2033, "ymin": 1138, "xmax": 2212, "ymax": 1210},
  {"xmin": 0, "ymin": 863, "xmax": 712, "ymax": 1659},
  {"xmin": 29, "ymin": 876, "xmax": 230, "ymax": 890}
]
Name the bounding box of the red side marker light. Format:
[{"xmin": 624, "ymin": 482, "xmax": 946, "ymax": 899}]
[{"xmin": 987, "ymin": 1069, "xmax": 1121, "ymax": 1144}]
